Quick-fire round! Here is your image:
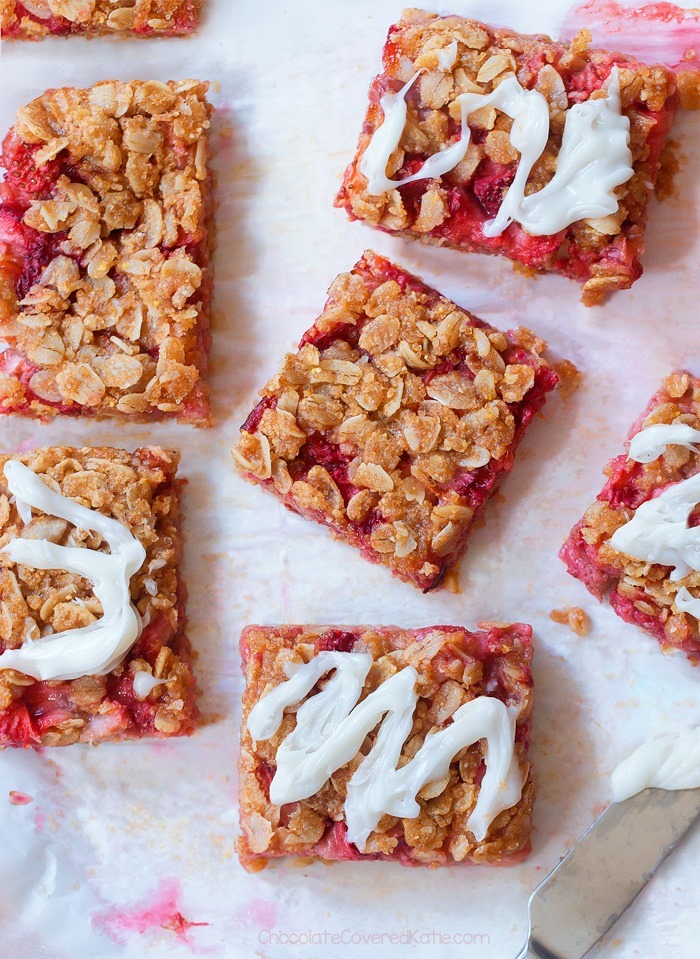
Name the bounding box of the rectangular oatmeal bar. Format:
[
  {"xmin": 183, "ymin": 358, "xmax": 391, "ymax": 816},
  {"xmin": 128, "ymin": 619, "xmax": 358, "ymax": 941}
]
[
  {"xmin": 238, "ymin": 623, "xmax": 534, "ymax": 869},
  {"xmin": 0, "ymin": 79, "xmax": 213, "ymax": 424},
  {"xmin": 233, "ymin": 250, "xmax": 558, "ymax": 591},
  {"xmin": 561, "ymin": 371, "xmax": 700, "ymax": 662},
  {"xmin": 335, "ymin": 10, "xmax": 679, "ymax": 305},
  {"xmin": 0, "ymin": 445, "xmax": 198, "ymax": 747},
  {"xmin": 0, "ymin": 1, "xmax": 201, "ymax": 38}
]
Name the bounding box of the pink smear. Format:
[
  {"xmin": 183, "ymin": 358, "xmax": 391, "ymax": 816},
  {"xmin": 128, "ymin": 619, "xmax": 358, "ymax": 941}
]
[
  {"xmin": 563, "ymin": 1, "xmax": 700, "ymax": 71},
  {"xmin": 14, "ymin": 439, "xmax": 40, "ymax": 453},
  {"xmin": 8, "ymin": 790, "xmax": 32, "ymax": 805},
  {"xmin": 92, "ymin": 878, "xmax": 208, "ymax": 946},
  {"xmin": 34, "ymin": 808, "xmax": 46, "ymax": 831},
  {"xmin": 236, "ymin": 898, "xmax": 277, "ymax": 930}
]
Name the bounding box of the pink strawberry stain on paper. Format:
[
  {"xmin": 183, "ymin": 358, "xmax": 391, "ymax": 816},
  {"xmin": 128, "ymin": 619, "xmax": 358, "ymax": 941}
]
[
  {"xmin": 235, "ymin": 898, "xmax": 277, "ymax": 930},
  {"xmin": 92, "ymin": 878, "xmax": 208, "ymax": 946},
  {"xmin": 563, "ymin": 1, "xmax": 700, "ymax": 72}
]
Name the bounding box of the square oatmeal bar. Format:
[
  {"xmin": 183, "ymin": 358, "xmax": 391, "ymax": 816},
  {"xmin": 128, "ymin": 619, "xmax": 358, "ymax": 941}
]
[
  {"xmin": 561, "ymin": 372, "xmax": 700, "ymax": 662},
  {"xmin": 238, "ymin": 623, "xmax": 534, "ymax": 870},
  {"xmin": 0, "ymin": 1, "xmax": 202, "ymax": 39},
  {"xmin": 335, "ymin": 10, "xmax": 678, "ymax": 304},
  {"xmin": 0, "ymin": 79, "xmax": 213, "ymax": 424},
  {"xmin": 233, "ymin": 250, "xmax": 558, "ymax": 591},
  {"xmin": 0, "ymin": 446, "xmax": 197, "ymax": 747}
]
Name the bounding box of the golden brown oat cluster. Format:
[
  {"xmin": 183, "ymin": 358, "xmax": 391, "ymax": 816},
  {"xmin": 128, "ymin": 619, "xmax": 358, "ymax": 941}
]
[
  {"xmin": 238, "ymin": 624, "xmax": 534, "ymax": 870},
  {"xmin": 0, "ymin": 446, "xmax": 197, "ymax": 746},
  {"xmin": 234, "ymin": 251, "xmax": 559, "ymax": 591},
  {"xmin": 0, "ymin": 79, "xmax": 213, "ymax": 424}
]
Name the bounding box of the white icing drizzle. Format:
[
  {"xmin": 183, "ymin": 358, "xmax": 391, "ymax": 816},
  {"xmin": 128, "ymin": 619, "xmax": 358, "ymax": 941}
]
[
  {"xmin": 610, "ymin": 472, "xmax": 700, "ymax": 582},
  {"xmin": 612, "ymin": 423, "xmax": 700, "ymax": 620},
  {"xmin": 247, "ymin": 651, "xmax": 522, "ymax": 849},
  {"xmin": 360, "ymin": 67, "xmax": 633, "ymax": 238},
  {"xmin": 0, "ymin": 461, "xmax": 146, "ymax": 681},
  {"xmin": 359, "ymin": 72, "xmax": 474, "ymax": 196},
  {"xmin": 611, "ymin": 729, "xmax": 700, "ymax": 802},
  {"xmin": 132, "ymin": 671, "xmax": 168, "ymax": 700},
  {"xmin": 628, "ymin": 423, "xmax": 700, "ymax": 463}
]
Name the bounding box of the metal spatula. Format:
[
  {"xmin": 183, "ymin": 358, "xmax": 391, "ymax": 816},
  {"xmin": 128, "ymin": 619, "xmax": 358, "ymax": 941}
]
[{"xmin": 516, "ymin": 788, "xmax": 700, "ymax": 959}]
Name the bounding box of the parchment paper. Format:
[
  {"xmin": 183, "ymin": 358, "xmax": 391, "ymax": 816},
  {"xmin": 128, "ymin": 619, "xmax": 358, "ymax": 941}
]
[{"xmin": 1, "ymin": 1, "xmax": 699, "ymax": 957}]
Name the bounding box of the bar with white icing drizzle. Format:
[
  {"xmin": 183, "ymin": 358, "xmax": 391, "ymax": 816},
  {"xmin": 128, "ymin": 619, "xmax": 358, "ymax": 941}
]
[
  {"xmin": 611, "ymin": 423, "xmax": 700, "ymax": 620},
  {"xmin": 360, "ymin": 67, "xmax": 633, "ymax": 238},
  {"xmin": 0, "ymin": 461, "xmax": 146, "ymax": 682},
  {"xmin": 247, "ymin": 651, "xmax": 523, "ymax": 849},
  {"xmin": 611, "ymin": 729, "xmax": 700, "ymax": 802}
]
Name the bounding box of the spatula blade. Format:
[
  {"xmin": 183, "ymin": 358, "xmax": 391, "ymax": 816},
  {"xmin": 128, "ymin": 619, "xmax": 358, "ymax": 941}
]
[{"xmin": 520, "ymin": 788, "xmax": 700, "ymax": 959}]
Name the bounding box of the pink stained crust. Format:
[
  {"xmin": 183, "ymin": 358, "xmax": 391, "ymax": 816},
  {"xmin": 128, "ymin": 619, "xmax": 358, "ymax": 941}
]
[
  {"xmin": 91, "ymin": 879, "xmax": 208, "ymax": 946},
  {"xmin": 560, "ymin": 372, "xmax": 700, "ymax": 662}
]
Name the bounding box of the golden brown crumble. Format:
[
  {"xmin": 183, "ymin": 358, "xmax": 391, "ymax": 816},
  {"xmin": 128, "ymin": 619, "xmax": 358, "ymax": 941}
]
[
  {"xmin": 233, "ymin": 251, "xmax": 557, "ymax": 591},
  {"xmin": 0, "ymin": 446, "xmax": 195, "ymax": 745},
  {"xmin": 0, "ymin": 79, "xmax": 213, "ymax": 423},
  {"xmin": 238, "ymin": 624, "xmax": 533, "ymax": 868},
  {"xmin": 550, "ymin": 606, "xmax": 589, "ymax": 636}
]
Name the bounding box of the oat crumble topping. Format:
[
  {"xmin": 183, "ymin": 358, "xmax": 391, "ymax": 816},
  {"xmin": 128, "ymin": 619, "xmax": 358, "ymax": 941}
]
[
  {"xmin": 0, "ymin": 79, "xmax": 213, "ymax": 423},
  {"xmin": 234, "ymin": 251, "xmax": 558, "ymax": 591}
]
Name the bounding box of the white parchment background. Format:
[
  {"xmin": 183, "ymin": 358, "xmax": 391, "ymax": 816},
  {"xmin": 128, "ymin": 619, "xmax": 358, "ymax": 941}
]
[{"xmin": 0, "ymin": 1, "xmax": 699, "ymax": 957}]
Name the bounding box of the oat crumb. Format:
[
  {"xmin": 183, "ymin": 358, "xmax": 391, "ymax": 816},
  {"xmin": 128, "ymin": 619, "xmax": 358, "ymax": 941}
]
[
  {"xmin": 553, "ymin": 359, "xmax": 581, "ymax": 398},
  {"xmin": 550, "ymin": 606, "xmax": 589, "ymax": 636}
]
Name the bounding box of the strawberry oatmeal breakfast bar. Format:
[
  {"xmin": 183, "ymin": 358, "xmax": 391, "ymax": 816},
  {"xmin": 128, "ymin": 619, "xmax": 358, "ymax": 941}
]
[
  {"xmin": 233, "ymin": 250, "xmax": 559, "ymax": 591},
  {"xmin": 238, "ymin": 623, "xmax": 534, "ymax": 870},
  {"xmin": 0, "ymin": 79, "xmax": 213, "ymax": 424},
  {"xmin": 336, "ymin": 10, "xmax": 679, "ymax": 305},
  {"xmin": 0, "ymin": 0, "xmax": 202, "ymax": 39},
  {"xmin": 0, "ymin": 446, "xmax": 198, "ymax": 747},
  {"xmin": 561, "ymin": 372, "xmax": 700, "ymax": 663}
]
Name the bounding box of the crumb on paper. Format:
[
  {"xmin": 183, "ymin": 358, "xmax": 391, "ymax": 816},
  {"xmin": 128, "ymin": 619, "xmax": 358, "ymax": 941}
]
[
  {"xmin": 656, "ymin": 139, "xmax": 684, "ymax": 201},
  {"xmin": 8, "ymin": 791, "xmax": 33, "ymax": 805},
  {"xmin": 553, "ymin": 359, "xmax": 581, "ymax": 398},
  {"xmin": 442, "ymin": 569, "xmax": 462, "ymax": 594},
  {"xmin": 512, "ymin": 261, "xmax": 538, "ymax": 280},
  {"xmin": 550, "ymin": 607, "xmax": 590, "ymax": 636}
]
